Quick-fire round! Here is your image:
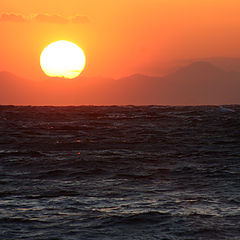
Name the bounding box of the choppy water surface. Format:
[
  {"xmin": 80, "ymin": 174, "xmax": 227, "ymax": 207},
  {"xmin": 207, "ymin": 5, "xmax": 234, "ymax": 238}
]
[{"xmin": 0, "ymin": 105, "xmax": 240, "ymax": 240}]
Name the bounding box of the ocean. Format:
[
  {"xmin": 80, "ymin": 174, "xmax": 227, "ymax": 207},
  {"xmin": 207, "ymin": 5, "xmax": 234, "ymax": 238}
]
[{"xmin": 0, "ymin": 105, "xmax": 239, "ymax": 240}]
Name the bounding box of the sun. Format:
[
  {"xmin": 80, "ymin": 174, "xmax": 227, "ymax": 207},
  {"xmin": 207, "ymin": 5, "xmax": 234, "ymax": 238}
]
[{"xmin": 40, "ymin": 40, "xmax": 86, "ymax": 79}]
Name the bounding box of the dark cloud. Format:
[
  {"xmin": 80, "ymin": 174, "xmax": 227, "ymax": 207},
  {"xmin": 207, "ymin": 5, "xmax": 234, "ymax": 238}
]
[
  {"xmin": 71, "ymin": 15, "xmax": 89, "ymax": 24},
  {"xmin": 0, "ymin": 13, "xmax": 27, "ymax": 23},
  {"xmin": 34, "ymin": 14, "xmax": 69, "ymax": 24}
]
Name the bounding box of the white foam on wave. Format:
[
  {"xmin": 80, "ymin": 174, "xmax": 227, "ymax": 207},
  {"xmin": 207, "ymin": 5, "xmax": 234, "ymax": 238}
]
[{"xmin": 218, "ymin": 106, "xmax": 235, "ymax": 113}]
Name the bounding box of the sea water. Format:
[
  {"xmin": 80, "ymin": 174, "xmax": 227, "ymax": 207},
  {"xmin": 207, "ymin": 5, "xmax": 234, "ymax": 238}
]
[{"xmin": 0, "ymin": 105, "xmax": 240, "ymax": 239}]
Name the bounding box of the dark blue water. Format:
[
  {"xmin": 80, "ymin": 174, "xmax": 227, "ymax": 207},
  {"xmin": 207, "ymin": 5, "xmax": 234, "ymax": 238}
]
[{"xmin": 0, "ymin": 105, "xmax": 240, "ymax": 239}]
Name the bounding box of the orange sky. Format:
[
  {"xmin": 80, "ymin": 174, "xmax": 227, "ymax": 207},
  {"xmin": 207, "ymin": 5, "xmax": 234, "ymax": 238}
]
[{"xmin": 1, "ymin": 0, "xmax": 240, "ymax": 80}]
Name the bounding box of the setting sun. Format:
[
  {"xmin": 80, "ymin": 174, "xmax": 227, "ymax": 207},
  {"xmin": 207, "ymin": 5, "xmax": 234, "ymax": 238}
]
[{"xmin": 40, "ymin": 40, "xmax": 86, "ymax": 79}]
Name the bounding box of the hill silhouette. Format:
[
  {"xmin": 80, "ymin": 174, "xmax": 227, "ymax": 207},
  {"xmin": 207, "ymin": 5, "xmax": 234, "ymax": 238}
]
[
  {"xmin": 107, "ymin": 62, "xmax": 240, "ymax": 104},
  {"xmin": 185, "ymin": 57, "xmax": 240, "ymax": 72},
  {"xmin": 170, "ymin": 61, "xmax": 225, "ymax": 78},
  {"xmin": 1, "ymin": 61, "xmax": 240, "ymax": 105}
]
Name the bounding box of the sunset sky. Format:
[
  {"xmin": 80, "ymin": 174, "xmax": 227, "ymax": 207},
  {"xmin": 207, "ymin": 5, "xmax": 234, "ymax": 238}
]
[
  {"xmin": 1, "ymin": 0, "xmax": 240, "ymax": 80},
  {"xmin": 1, "ymin": 0, "xmax": 240, "ymax": 105}
]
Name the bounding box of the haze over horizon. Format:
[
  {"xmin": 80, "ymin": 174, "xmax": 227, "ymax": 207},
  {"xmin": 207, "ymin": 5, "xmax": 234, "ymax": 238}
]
[{"xmin": 1, "ymin": 61, "xmax": 240, "ymax": 105}]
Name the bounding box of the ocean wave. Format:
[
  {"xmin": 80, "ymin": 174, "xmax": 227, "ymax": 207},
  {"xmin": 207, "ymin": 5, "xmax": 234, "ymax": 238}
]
[{"xmin": 101, "ymin": 211, "xmax": 171, "ymax": 226}]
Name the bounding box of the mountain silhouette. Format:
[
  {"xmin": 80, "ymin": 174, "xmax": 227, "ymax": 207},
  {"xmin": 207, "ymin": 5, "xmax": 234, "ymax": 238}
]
[
  {"xmin": 161, "ymin": 62, "xmax": 231, "ymax": 104},
  {"xmin": 169, "ymin": 61, "xmax": 225, "ymax": 78},
  {"xmin": 0, "ymin": 72, "xmax": 33, "ymax": 104},
  {"xmin": 108, "ymin": 62, "xmax": 240, "ymax": 105},
  {"xmin": 1, "ymin": 61, "xmax": 240, "ymax": 105},
  {"xmin": 184, "ymin": 57, "xmax": 240, "ymax": 72}
]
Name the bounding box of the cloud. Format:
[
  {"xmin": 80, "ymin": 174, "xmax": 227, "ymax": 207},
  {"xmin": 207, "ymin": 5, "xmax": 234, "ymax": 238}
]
[
  {"xmin": 0, "ymin": 13, "xmax": 90, "ymax": 24},
  {"xmin": 0, "ymin": 13, "xmax": 27, "ymax": 23},
  {"xmin": 71, "ymin": 15, "xmax": 89, "ymax": 24},
  {"xmin": 34, "ymin": 14, "xmax": 69, "ymax": 24}
]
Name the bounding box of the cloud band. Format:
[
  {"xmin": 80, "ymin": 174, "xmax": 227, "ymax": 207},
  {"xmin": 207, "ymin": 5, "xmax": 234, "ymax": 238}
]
[{"xmin": 0, "ymin": 13, "xmax": 89, "ymax": 24}]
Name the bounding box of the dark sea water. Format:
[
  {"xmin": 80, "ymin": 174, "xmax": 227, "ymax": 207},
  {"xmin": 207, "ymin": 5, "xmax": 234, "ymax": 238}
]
[{"xmin": 0, "ymin": 105, "xmax": 240, "ymax": 240}]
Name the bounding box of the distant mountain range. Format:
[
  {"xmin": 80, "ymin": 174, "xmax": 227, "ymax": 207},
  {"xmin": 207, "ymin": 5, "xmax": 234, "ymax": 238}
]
[
  {"xmin": 1, "ymin": 61, "xmax": 240, "ymax": 105},
  {"xmin": 185, "ymin": 57, "xmax": 240, "ymax": 73}
]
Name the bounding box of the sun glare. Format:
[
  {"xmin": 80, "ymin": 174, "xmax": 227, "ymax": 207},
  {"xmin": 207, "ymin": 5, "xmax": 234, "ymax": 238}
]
[{"xmin": 40, "ymin": 40, "xmax": 86, "ymax": 79}]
